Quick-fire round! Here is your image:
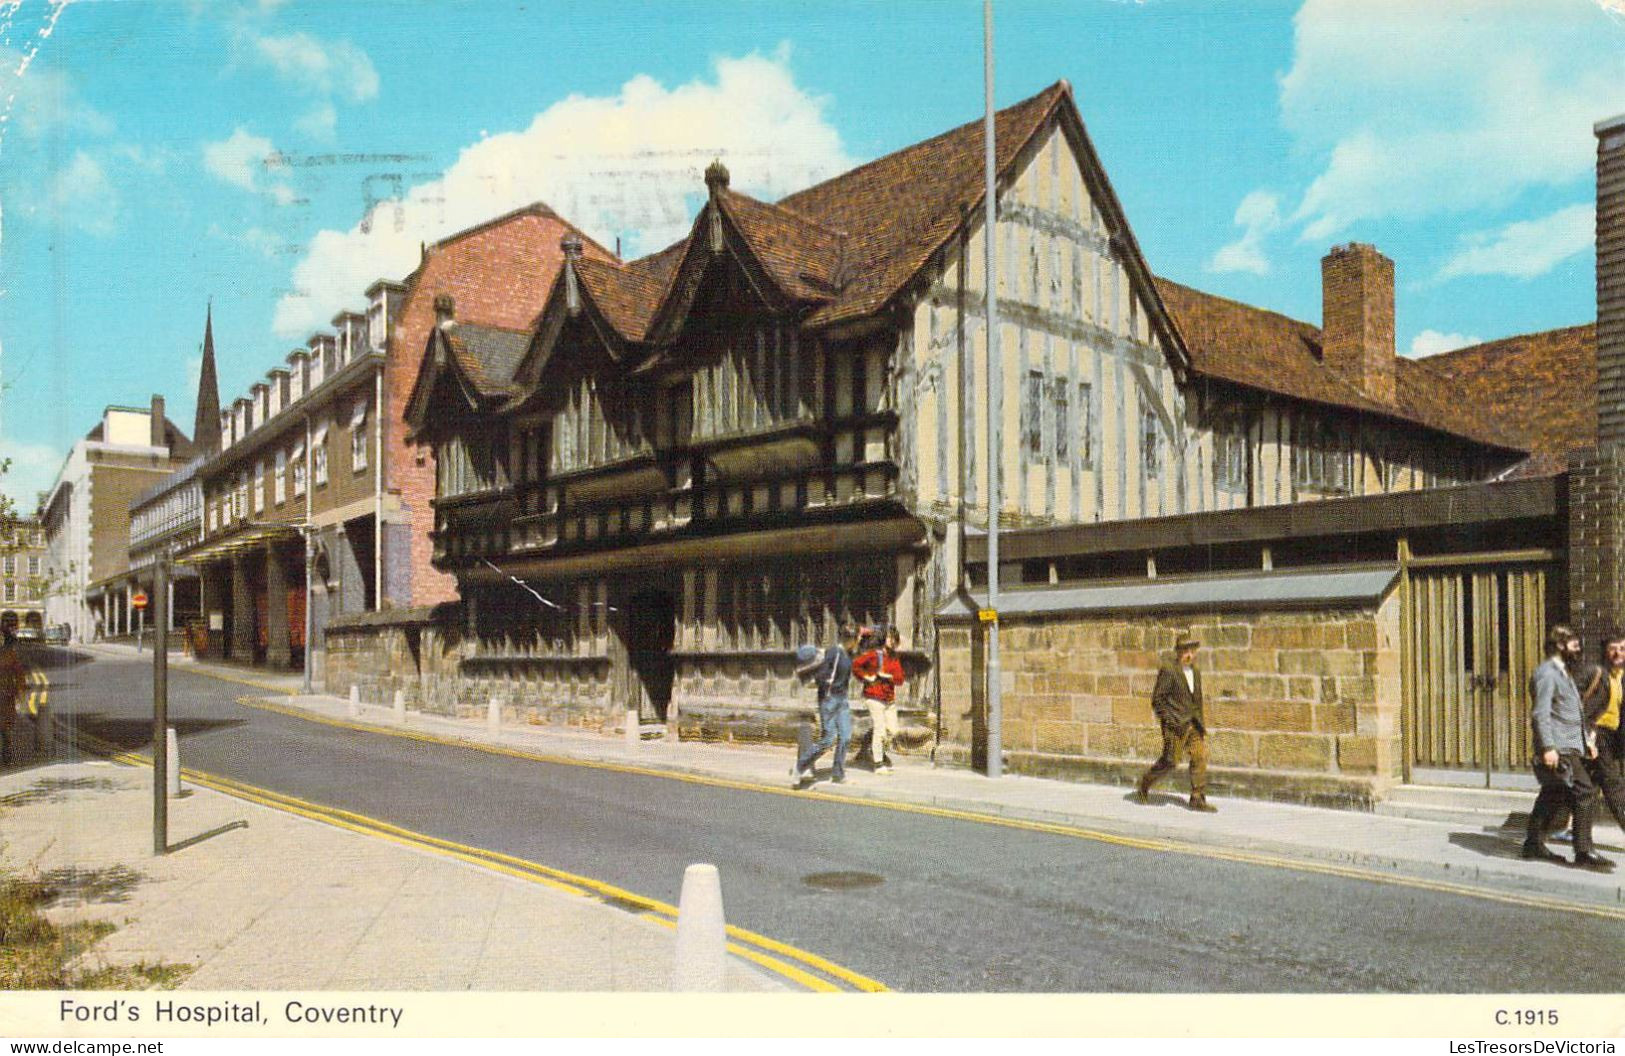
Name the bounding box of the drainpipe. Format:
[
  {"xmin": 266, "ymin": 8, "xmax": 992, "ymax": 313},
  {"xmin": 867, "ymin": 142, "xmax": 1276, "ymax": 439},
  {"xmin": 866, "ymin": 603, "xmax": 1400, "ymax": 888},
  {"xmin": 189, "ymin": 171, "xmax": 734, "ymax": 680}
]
[
  {"xmin": 303, "ymin": 412, "xmax": 314, "ymax": 695},
  {"xmin": 375, "ymin": 361, "xmax": 383, "ymax": 611}
]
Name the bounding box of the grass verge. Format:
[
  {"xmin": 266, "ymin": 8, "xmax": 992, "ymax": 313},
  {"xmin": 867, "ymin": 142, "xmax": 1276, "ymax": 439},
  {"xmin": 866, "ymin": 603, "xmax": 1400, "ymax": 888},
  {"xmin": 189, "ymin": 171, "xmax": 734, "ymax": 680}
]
[{"xmin": 0, "ymin": 869, "xmax": 192, "ymax": 990}]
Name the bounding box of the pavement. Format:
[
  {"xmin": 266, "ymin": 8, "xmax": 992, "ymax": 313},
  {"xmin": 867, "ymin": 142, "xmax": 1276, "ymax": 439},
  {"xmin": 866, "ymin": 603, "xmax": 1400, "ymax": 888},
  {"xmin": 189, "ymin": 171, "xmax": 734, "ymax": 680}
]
[
  {"xmin": 9, "ymin": 640, "xmax": 1623, "ymax": 993},
  {"xmin": 109, "ymin": 643, "xmax": 1625, "ymax": 905},
  {"xmin": 0, "ymin": 659, "xmax": 787, "ymax": 991}
]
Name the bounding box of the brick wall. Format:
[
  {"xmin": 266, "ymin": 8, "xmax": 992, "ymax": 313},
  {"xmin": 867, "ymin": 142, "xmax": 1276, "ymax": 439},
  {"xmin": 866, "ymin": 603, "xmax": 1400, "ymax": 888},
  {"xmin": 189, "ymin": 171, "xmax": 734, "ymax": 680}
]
[
  {"xmin": 1573, "ymin": 118, "xmax": 1625, "ymax": 640},
  {"xmin": 1321, "ymin": 243, "xmax": 1396, "ymax": 405},
  {"xmin": 385, "ymin": 207, "xmax": 617, "ymax": 607},
  {"xmin": 938, "ymin": 598, "xmax": 1404, "ymax": 807}
]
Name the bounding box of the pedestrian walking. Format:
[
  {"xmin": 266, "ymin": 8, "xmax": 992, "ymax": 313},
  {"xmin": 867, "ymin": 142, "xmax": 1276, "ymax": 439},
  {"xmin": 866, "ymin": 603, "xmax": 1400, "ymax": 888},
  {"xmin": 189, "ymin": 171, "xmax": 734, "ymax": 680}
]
[
  {"xmin": 791, "ymin": 623, "xmax": 859, "ymax": 788},
  {"xmin": 854, "ymin": 625, "xmax": 905, "ymax": 773},
  {"xmin": 1135, "ymin": 635, "xmax": 1215, "ymax": 813},
  {"xmin": 1581, "ymin": 630, "xmax": 1625, "ymax": 834},
  {"xmin": 0, "ymin": 628, "xmax": 27, "ymax": 767},
  {"xmin": 1522, "ymin": 625, "xmax": 1613, "ymax": 872},
  {"xmin": 1546, "ymin": 633, "xmax": 1602, "ymax": 843}
]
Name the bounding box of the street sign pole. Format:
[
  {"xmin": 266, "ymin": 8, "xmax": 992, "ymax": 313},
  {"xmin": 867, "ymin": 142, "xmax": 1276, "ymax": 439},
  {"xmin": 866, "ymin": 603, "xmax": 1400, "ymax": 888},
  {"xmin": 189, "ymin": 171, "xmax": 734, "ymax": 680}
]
[
  {"xmin": 983, "ymin": 0, "xmax": 1003, "ymax": 779},
  {"xmin": 152, "ymin": 558, "xmax": 168, "ymax": 856}
]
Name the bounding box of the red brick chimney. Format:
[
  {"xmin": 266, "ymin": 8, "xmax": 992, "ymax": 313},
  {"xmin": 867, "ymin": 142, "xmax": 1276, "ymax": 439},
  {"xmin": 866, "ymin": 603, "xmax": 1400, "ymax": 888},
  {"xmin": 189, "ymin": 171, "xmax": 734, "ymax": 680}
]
[
  {"xmin": 1321, "ymin": 243, "xmax": 1396, "ymax": 404},
  {"xmin": 150, "ymin": 395, "xmax": 166, "ymax": 449}
]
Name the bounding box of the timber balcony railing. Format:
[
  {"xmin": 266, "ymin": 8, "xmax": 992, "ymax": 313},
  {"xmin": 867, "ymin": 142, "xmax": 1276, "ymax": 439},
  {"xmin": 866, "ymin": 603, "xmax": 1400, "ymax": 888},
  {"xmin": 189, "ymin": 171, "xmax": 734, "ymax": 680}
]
[{"xmin": 430, "ymin": 412, "xmax": 901, "ymax": 567}]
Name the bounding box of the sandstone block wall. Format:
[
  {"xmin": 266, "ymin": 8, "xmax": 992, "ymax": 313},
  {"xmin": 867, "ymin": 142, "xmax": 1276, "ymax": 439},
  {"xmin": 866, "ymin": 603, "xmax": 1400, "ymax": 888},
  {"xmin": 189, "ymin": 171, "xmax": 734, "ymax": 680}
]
[{"xmin": 938, "ymin": 594, "xmax": 1404, "ymax": 807}]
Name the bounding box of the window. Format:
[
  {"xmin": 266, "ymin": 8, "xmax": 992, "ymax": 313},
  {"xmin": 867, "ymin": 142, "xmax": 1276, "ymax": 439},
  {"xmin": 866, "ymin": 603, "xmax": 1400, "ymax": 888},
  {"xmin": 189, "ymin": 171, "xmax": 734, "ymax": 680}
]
[
  {"xmin": 1052, "ymin": 379, "xmax": 1070, "ymax": 462},
  {"xmin": 252, "ymin": 461, "xmax": 265, "ymax": 514},
  {"xmin": 1384, "ymin": 453, "xmax": 1407, "ymax": 492},
  {"xmin": 1141, "ymin": 398, "xmax": 1161, "ymax": 477},
  {"xmin": 208, "ymin": 504, "xmax": 217, "ymax": 532},
  {"xmin": 275, "ymin": 450, "xmax": 287, "ymax": 504},
  {"xmin": 851, "ymin": 351, "xmax": 869, "ymax": 417},
  {"xmin": 1078, "ymin": 382, "xmax": 1094, "ymax": 468},
  {"xmin": 292, "ymin": 440, "xmax": 307, "ymax": 497},
  {"xmin": 1024, "ymin": 370, "xmax": 1045, "ymax": 458},
  {"xmin": 437, "ymin": 435, "xmax": 495, "ymax": 498},
  {"xmin": 28, "ymin": 556, "xmax": 40, "ymax": 577},
  {"xmin": 1215, "ymin": 418, "xmax": 1248, "ymax": 493},
  {"xmin": 4, "ymin": 583, "xmax": 14, "ymax": 603},
  {"xmin": 235, "ymin": 472, "xmax": 247, "ymax": 520},
  {"xmin": 350, "ymin": 400, "xmax": 369, "ymax": 471},
  {"xmin": 2, "ymin": 557, "xmax": 14, "ymax": 576},
  {"xmin": 1292, "ymin": 418, "xmax": 1353, "ymax": 494},
  {"xmin": 313, "ymin": 422, "xmax": 330, "ymax": 485}
]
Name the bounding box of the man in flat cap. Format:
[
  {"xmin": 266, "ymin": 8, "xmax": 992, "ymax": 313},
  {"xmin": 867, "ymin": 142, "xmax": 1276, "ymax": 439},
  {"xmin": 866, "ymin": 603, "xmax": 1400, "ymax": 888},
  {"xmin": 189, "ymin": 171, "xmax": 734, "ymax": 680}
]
[{"xmin": 1136, "ymin": 635, "xmax": 1216, "ymax": 812}]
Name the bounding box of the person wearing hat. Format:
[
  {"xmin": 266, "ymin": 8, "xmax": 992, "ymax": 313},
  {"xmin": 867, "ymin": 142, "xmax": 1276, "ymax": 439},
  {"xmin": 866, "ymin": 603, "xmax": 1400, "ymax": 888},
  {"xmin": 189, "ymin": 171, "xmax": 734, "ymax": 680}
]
[
  {"xmin": 791, "ymin": 622, "xmax": 861, "ymax": 787},
  {"xmin": 1135, "ymin": 635, "xmax": 1215, "ymax": 812}
]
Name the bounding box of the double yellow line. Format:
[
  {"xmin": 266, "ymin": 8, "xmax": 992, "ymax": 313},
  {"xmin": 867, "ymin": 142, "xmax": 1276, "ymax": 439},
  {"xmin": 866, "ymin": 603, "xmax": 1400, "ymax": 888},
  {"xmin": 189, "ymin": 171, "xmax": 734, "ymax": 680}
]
[
  {"xmin": 61, "ymin": 721, "xmax": 887, "ymax": 994},
  {"xmin": 226, "ymin": 693, "xmax": 1625, "ymax": 925},
  {"xmin": 24, "ymin": 667, "xmax": 47, "ymax": 717}
]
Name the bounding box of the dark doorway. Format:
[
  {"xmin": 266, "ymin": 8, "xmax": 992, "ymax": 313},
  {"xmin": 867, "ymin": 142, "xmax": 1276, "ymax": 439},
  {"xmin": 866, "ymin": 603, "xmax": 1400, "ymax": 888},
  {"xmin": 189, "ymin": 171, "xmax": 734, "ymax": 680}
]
[{"xmin": 624, "ymin": 588, "xmax": 677, "ymax": 721}]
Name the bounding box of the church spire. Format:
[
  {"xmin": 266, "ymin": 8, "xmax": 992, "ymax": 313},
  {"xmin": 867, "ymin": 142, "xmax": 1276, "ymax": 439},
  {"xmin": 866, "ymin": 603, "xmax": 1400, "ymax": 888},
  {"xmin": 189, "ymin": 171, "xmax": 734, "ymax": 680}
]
[{"xmin": 193, "ymin": 302, "xmax": 222, "ymax": 455}]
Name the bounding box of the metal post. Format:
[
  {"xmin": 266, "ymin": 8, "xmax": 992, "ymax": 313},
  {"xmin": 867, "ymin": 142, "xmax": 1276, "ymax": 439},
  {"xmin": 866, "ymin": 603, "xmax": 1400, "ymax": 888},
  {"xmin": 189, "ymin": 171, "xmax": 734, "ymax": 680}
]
[
  {"xmin": 983, "ymin": 0, "xmax": 1003, "ymax": 779},
  {"xmin": 153, "ymin": 556, "xmax": 169, "ymax": 855},
  {"xmin": 302, "ymin": 528, "xmax": 314, "ymax": 695}
]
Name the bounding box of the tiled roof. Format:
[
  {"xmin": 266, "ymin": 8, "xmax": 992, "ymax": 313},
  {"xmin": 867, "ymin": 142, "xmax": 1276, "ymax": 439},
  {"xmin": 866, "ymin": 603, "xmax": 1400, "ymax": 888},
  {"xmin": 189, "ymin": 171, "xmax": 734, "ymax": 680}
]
[
  {"xmin": 780, "ymin": 83, "xmax": 1068, "ymax": 326},
  {"xmin": 716, "ymin": 188, "xmax": 847, "ymax": 302},
  {"xmin": 567, "ymin": 82, "xmax": 1070, "ymax": 342},
  {"xmin": 1416, "ymin": 323, "xmax": 1596, "ymax": 473},
  {"xmin": 573, "ymin": 246, "xmax": 684, "ymax": 344},
  {"xmin": 444, "ymin": 323, "xmax": 533, "ymax": 398},
  {"xmin": 1154, "ymin": 278, "xmax": 1526, "ymax": 451}
]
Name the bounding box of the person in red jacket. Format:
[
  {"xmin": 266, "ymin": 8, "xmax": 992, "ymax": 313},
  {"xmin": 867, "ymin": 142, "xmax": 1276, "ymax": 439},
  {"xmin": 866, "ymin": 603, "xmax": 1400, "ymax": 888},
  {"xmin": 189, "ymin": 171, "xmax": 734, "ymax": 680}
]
[{"xmin": 853, "ymin": 625, "xmax": 905, "ymax": 774}]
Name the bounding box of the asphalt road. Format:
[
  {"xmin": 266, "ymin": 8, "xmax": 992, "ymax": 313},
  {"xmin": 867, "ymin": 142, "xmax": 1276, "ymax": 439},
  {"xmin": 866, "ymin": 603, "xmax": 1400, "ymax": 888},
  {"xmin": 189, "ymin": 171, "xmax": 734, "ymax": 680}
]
[{"xmin": 27, "ymin": 647, "xmax": 1625, "ymax": 993}]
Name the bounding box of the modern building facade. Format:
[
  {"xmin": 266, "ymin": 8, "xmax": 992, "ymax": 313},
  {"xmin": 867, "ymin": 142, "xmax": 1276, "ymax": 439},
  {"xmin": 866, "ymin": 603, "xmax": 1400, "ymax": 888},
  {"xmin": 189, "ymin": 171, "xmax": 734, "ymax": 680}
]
[{"xmin": 40, "ymin": 400, "xmax": 196, "ymax": 642}]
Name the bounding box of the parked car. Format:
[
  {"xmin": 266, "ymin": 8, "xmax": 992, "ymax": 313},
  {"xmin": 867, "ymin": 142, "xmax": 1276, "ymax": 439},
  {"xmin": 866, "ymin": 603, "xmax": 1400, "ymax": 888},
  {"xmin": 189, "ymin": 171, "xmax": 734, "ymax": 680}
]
[
  {"xmin": 44, "ymin": 625, "xmax": 68, "ymax": 645},
  {"xmin": 15, "ymin": 626, "xmax": 42, "ymax": 642}
]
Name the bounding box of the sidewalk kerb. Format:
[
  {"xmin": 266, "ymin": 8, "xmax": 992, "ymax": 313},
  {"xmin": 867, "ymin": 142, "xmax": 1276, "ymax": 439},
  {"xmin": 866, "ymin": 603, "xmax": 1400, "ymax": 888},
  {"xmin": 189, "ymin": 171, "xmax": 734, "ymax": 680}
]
[{"xmin": 235, "ymin": 690, "xmax": 1625, "ymax": 913}]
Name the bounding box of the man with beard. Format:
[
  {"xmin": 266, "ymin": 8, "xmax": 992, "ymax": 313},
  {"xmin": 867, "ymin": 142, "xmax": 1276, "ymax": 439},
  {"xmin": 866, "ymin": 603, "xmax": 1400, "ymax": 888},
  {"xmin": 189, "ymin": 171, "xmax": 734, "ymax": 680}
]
[{"xmin": 1523, "ymin": 625, "xmax": 1613, "ymax": 871}]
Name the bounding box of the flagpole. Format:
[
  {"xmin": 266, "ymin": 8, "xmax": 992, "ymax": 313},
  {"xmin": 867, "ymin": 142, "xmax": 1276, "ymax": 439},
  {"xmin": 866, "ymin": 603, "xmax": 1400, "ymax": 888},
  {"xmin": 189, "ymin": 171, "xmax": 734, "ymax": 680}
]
[{"xmin": 983, "ymin": 0, "xmax": 1003, "ymax": 779}]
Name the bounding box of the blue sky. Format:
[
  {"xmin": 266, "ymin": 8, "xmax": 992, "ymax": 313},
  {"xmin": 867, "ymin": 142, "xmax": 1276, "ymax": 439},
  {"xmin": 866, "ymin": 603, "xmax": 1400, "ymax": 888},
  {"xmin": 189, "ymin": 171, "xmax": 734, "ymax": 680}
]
[{"xmin": 1, "ymin": 0, "xmax": 1621, "ymax": 507}]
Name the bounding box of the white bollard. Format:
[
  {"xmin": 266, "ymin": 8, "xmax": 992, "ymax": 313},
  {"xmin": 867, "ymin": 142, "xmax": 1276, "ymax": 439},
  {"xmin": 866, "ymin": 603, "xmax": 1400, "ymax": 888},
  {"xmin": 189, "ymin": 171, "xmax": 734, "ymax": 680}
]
[
  {"xmin": 348, "ymin": 685, "xmax": 360, "ymax": 718},
  {"xmin": 672, "ymin": 863, "xmax": 727, "ymax": 992},
  {"xmin": 625, "ymin": 709, "xmax": 640, "ymax": 749},
  {"xmin": 487, "ymin": 695, "xmax": 502, "ymax": 734},
  {"xmin": 166, "ymin": 726, "xmax": 182, "ymax": 798},
  {"xmin": 393, "ymin": 689, "xmax": 406, "ymax": 724}
]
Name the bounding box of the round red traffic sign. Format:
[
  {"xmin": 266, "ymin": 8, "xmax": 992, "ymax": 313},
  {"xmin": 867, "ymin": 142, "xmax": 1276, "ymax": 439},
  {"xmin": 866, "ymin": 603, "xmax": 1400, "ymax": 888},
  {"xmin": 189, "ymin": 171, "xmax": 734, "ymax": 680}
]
[{"xmin": 132, "ymin": 592, "xmax": 149, "ymax": 610}]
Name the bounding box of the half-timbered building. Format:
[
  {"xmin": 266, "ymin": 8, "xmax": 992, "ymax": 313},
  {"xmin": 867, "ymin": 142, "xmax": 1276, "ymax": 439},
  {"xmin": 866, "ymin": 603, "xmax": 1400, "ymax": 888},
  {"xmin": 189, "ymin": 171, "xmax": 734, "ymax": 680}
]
[{"xmin": 405, "ymin": 82, "xmax": 1531, "ymax": 748}]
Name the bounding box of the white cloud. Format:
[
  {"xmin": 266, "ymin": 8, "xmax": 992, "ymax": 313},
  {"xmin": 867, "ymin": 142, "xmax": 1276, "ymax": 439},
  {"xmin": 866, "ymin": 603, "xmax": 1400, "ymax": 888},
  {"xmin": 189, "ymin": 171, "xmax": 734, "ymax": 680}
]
[
  {"xmin": 271, "ymin": 49, "xmax": 854, "ymax": 338},
  {"xmin": 1437, "ymin": 203, "xmax": 1596, "ymax": 281},
  {"xmin": 1408, "ymin": 329, "xmax": 1483, "ymax": 359},
  {"xmin": 1278, "ymin": 0, "xmax": 1625, "ymax": 240},
  {"xmin": 293, "ymin": 102, "xmax": 336, "ymax": 141},
  {"xmin": 207, "ymin": 222, "xmax": 288, "ymax": 258},
  {"xmin": 0, "ymin": 436, "xmax": 67, "ymax": 512},
  {"xmin": 37, "ymin": 150, "xmax": 117, "ymax": 236},
  {"xmin": 1206, "ymin": 190, "xmax": 1282, "ymax": 275},
  {"xmin": 250, "ymin": 32, "xmax": 378, "ymax": 104},
  {"xmin": 0, "ymin": 41, "xmax": 112, "ymax": 145},
  {"xmin": 202, "ymin": 127, "xmax": 295, "ymax": 204}
]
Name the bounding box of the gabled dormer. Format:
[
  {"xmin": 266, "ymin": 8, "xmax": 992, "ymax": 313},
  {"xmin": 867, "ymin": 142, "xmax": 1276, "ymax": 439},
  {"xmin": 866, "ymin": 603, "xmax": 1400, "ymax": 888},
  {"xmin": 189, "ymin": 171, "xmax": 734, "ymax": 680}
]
[{"xmin": 641, "ymin": 161, "xmax": 847, "ymax": 350}]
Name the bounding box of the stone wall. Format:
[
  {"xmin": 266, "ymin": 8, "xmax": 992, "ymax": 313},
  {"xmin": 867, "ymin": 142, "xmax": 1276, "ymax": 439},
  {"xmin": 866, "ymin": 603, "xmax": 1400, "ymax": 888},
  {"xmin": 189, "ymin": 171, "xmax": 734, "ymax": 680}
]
[
  {"xmin": 938, "ymin": 594, "xmax": 1404, "ymax": 808},
  {"xmin": 324, "ymin": 606, "xmax": 617, "ymax": 729}
]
